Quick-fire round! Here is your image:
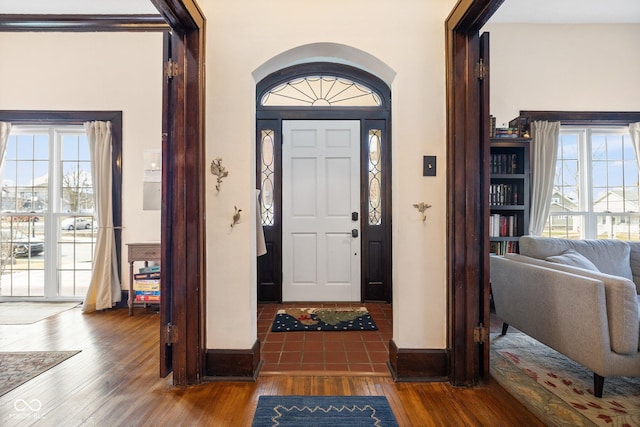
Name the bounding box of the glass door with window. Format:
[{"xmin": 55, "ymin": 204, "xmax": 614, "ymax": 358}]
[{"xmin": 0, "ymin": 126, "xmax": 95, "ymax": 300}]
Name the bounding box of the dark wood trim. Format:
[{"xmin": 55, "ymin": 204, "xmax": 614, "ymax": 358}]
[
  {"xmin": 0, "ymin": 109, "xmax": 124, "ymax": 281},
  {"xmin": 518, "ymin": 110, "xmax": 640, "ymax": 127},
  {"xmin": 0, "ymin": 14, "xmax": 169, "ymax": 32},
  {"xmin": 153, "ymin": 0, "xmax": 206, "ymax": 386},
  {"xmin": 203, "ymin": 340, "xmax": 262, "ymax": 380},
  {"xmin": 387, "ymin": 340, "xmax": 449, "ymax": 381},
  {"xmin": 445, "ymin": 0, "xmax": 504, "ymax": 387}
]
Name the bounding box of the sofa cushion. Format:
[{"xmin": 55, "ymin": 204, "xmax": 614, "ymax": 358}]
[
  {"xmin": 504, "ymin": 253, "xmax": 640, "ymax": 355},
  {"xmin": 519, "ymin": 236, "xmax": 633, "ymax": 282},
  {"xmin": 546, "ymin": 249, "xmax": 600, "ymax": 272}
]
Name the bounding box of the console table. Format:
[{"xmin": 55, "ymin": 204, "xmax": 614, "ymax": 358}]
[{"xmin": 127, "ymin": 242, "xmax": 161, "ymax": 315}]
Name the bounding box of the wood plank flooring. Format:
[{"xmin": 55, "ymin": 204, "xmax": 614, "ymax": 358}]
[{"xmin": 0, "ymin": 306, "xmax": 544, "ymax": 426}]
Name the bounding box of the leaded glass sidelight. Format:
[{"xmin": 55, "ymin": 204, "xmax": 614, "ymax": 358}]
[
  {"xmin": 261, "ymin": 76, "xmax": 382, "ymax": 107},
  {"xmin": 368, "ymin": 129, "xmax": 382, "ymax": 225},
  {"xmin": 260, "ymin": 130, "xmax": 275, "ymax": 226}
]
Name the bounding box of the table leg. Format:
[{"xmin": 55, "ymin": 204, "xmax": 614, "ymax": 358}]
[{"xmin": 129, "ymin": 261, "xmax": 134, "ymax": 316}]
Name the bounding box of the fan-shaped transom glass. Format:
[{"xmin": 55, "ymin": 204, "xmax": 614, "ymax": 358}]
[{"xmin": 261, "ymin": 76, "xmax": 382, "ymax": 107}]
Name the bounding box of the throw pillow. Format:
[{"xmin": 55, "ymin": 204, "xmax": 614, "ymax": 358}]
[{"xmin": 546, "ymin": 249, "xmax": 600, "ymax": 272}]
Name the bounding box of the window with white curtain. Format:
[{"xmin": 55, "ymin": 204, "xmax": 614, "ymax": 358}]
[
  {"xmin": 0, "ymin": 125, "xmax": 95, "ymax": 299},
  {"xmin": 544, "ymin": 126, "xmax": 640, "ymax": 240}
]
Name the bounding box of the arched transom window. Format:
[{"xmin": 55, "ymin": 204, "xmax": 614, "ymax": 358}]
[{"xmin": 260, "ymin": 75, "xmax": 382, "ymax": 107}]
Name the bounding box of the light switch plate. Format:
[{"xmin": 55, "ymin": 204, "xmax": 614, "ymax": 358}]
[{"xmin": 423, "ymin": 156, "xmax": 436, "ymax": 176}]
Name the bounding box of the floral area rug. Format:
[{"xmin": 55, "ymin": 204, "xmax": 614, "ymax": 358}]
[
  {"xmin": 491, "ymin": 332, "xmax": 640, "ymax": 426},
  {"xmin": 252, "ymin": 395, "xmax": 398, "ymax": 426},
  {"xmin": 0, "ymin": 351, "xmax": 80, "ymax": 396},
  {"xmin": 271, "ymin": 307, "xmax": 378, "ymax": 332}
]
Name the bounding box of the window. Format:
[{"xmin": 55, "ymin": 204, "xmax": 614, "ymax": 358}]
[
  {"xmin": 1, "ymin": 126, "xmax": 96, "ymax": 298},
  {"xmin": 544, "ymin": 126, "xmax": 639, "ymax": 240}
]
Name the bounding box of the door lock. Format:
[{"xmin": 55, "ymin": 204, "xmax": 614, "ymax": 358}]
[
  {"xmin": 351, "ymin": 229, "xmax": 359, "ymax": 238},
  {"xmin": 352, "ymin": 212, "xmax": 359, "ymax": 221}
]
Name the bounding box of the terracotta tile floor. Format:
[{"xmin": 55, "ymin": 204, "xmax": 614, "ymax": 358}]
[{"xmin": 258, "ymin": 302, "xmax": 393, "ymax": 374}]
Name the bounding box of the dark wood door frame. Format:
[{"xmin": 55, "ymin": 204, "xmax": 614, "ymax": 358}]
[
  {"xmin": 0, "ymin": 2, "xmax": 207, "ymax": 386},
  {"xmin": 152, "ymin": 0, "xmax": 206, "ymax": 386},
  {"xmin": 445, "ymin": 0, "xmax": 504, "ymax": 387}
]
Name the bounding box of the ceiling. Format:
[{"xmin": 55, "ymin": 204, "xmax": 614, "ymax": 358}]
[
  {"xmin": 489, "ymin": 0, "xmax": 640, "ymax": 24},
  {"xmin": 0, "ymin": 0, "xmax": 158, "ymax": 15},
  {"xmin": 0, "ymin": 0, "xmax": 638, "ymax": 23}
]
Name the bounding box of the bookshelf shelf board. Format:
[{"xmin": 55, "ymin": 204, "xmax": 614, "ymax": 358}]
[
  {"xmin": 490, "ymin": 236, "xmax": 521, "ymax": 242},
  {"xmin": 489, "ymin": 205, "xmax": 524, "ymax": 210}
]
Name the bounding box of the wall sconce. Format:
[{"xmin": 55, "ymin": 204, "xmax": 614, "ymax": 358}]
[
  {"xmin": 231, "ymin": 206, "xmax": 242, "ymax": 228},
  {"xmin": 210, "ymin": 158, "xmax": 228, "ymax": 192},
  {"xmin": 413, "ymin": 202, "xmax": 432, "ymax": 222}
]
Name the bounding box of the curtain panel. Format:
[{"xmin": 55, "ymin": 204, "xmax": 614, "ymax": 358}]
[
  {"xmin": 529, "ymin": 120, "xmax": 560, "ymax": 236},
  {"xmin": 0, "ymin": 122, "xmax": 11, "ymax": 166},
  {"xmin": 630, "ymin": 123, "xmax": 640, "ymax": 168},
  {"xmin": 83, "ymin": 121, "xmax": 121, "ymax": 312}
]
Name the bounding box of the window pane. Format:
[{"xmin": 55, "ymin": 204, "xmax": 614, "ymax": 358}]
[
  {"xmin": 260, "ymin": 129, "xmax": 275, "ymax": 226},
  {"xmin": 368, "ymin": 129, "xmax": 382, "ymax": 226}
]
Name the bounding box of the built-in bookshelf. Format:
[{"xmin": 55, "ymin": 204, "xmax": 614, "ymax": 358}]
[{"xmin": 489, "ymin": 137, "xmax": 530, "ymax": 255}]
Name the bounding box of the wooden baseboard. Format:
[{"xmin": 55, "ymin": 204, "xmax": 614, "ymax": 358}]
[
  {"xmin": 387, "ymin": 340, "xmax": 449, "ymax": 382},
  {"xmin": 203, "ymin": 340, "xmax": 261, "ymax": 381}
]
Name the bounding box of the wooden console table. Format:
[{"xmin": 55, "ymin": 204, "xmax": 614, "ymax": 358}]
[{"xmin": 127, "ymin": 242, "xmax": 161, "ymax": 316}]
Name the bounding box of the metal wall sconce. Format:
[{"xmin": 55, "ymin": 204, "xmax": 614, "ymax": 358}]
[
  {"xmin": 413, "ymin": 202, "xmax": 432, "ymax": 222},
  {"xmin": 210, "ymin": 157, "xmax": 228, "ymax": 192},
  {"xmin": 231, "ymin": 206, "xmax": 242, "ymax": 228}
]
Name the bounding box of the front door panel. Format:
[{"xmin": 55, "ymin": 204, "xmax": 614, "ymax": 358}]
[{"xmin": 282, "ymin": 120, "xmax": 360, "ymax": 301}]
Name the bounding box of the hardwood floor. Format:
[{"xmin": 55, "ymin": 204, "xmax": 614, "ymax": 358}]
[{"xmin": 0, "ymin": 306, "xmax": 544, "ymax": 426}]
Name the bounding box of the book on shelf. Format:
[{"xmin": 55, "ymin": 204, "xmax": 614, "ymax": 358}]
[
  {"xmin": 489, "ymin": 214, "xmax": 518, "ymax": 237},
  {"xmin": 489, "ymin": 183, "xmax": 520, "ymax": 206},
  {"xmin": 135, "ymin": 294, "xmax": 160, "ymax": 302},
  {"xmin": 489, "ymin": 240, "xmax": 519, "ymax": 255},
  {"xmin": 490, "ymin": 153, "xmax": 518, "ymax": 174},
  {"xmin": 134, "ymin": 271, "xmax": 161, "ymax": 280}
]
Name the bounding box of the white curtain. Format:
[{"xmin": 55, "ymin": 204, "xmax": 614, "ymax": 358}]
[
  {"xmin": 83, "ymin": 121, "xmax": 121, "ymax": 312},
  {"xmin": 630, "ymin": 123, "xmax": 640, "ymax": 169},
  {"xmin": 529, "ymin": 120, "xmax": 560, "ymax": 236},
  {"xmin": 0, "ymin": 122, "xmax": 11, "ymax": 166}
]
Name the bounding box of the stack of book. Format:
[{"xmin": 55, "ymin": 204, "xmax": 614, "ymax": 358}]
[
  {"xmin": 489, "ymin": 214, "xmax": 518, "ymax": 237},
  {"xmin": 133, "ymin": 265, "xmax": 160, "ymax": 302}
]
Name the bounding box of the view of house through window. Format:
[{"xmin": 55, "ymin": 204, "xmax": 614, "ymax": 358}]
[
  {"xmin": 544, "ymin": 126, "xmax": 639, "ymax": 240},
  {"xmin": 0, "ymin": 125, "xmax": 95, "ymax": 299}
]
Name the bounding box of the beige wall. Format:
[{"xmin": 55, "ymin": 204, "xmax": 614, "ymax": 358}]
[
  {"xmin": 0, "ymin": 32, "xmax": 164, "ymax": 290},
  {"xmin": 202, "ymin": 0, "xmax": 457, "ymax": 349},
  {"xmin": 482, "ymin": 23, "xmax": 640, "ymax": 126}
]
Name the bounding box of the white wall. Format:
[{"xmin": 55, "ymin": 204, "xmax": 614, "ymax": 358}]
[
  {"xmin": 482, "ymin": 23, "xmax": 640, "ymax": 126},
  {"xmin": 202, "ymin": 0, "xmax": 457, "ymax": 350},
  {"xmin": 0, "ymin": 32, "xmax": 163, "ymax": 290}
]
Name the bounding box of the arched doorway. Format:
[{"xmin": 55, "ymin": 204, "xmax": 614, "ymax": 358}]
[{"xmin": 255, "ymin": 62, "xmax": 392, "ymax": 304}]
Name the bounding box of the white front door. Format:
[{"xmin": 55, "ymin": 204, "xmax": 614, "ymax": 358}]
[{"xmin": 282, "ymin": 120, "xmax": 360, "ymax": 301}]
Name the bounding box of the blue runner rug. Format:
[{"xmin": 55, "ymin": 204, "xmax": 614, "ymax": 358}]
[{"xmin": 252, "ymin": 395, "xmax": 399, "ymax": 426}]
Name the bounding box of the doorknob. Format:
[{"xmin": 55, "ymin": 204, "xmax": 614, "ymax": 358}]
[
  {"xmin": 352, "ymin": 212, "xmax": 358, "ymax": 221},
  {"xmin": 352, "ymin": 229, "xmax": 358, "ymax": 238}
]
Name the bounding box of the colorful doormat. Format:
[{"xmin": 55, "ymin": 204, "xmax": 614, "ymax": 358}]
[
  {"xmin": 0, "ymin": 351, "xmax": 81, "ymax": 396},
  {"xmin": 252, "ymin": 395, "xmax": 398, "ymax": 426},
  {"xmin": 271, "ymin": 307, "xmax": 378, "ymax": 332},
  {"xmin": 491, "ymin": 332, "xmax": 640, "ymax": 426}
]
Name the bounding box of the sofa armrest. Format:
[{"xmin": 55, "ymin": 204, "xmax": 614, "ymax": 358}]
[
  {"xmin": 490, "ymin": 256, "xmax": 627, "ymax": 374},
  {"xmin": 502, "ymin": 253, "xmax": 640, "ymax": 355}
]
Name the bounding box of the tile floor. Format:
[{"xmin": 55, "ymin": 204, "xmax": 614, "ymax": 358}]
[{"xmin": 257, "ymin": 302, "xmax": 393, "ymax": 374}]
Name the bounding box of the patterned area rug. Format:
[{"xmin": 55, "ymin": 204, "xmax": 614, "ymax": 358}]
[
  {"xmin": 252, "ymin": 395, "xmax": 398, "ymax": 426},
  {"xmin": 0, "ymin": 351, "xmax": 80, "ymax": 396},
  {"xmin": 491, "ymin": 332, "xmax": 640, "ymax": 426},
  {"xmin": 271, "ymin": 307, "xmax": 378, "ymax": 332}
]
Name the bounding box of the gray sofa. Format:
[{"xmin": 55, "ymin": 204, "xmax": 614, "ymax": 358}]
[{"xmin": 490, "ymin": 235, "xmax": 640, "ymax": 397}]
